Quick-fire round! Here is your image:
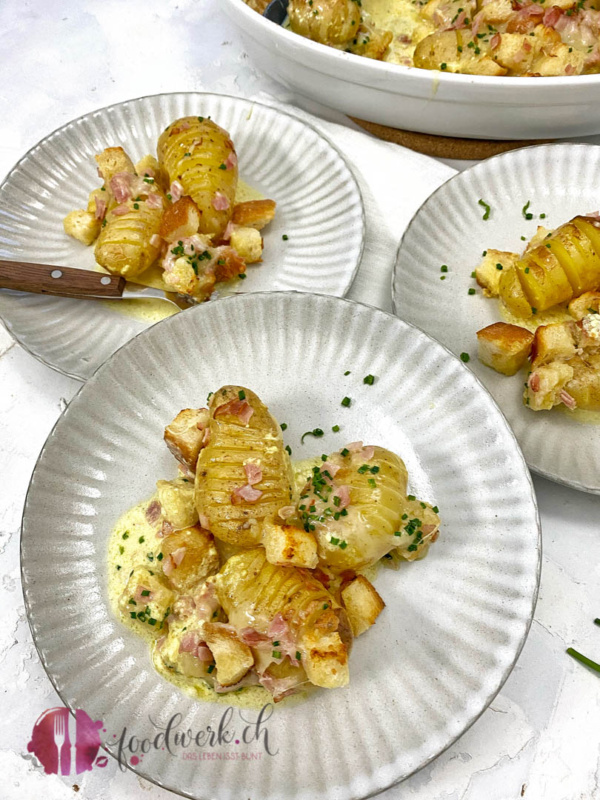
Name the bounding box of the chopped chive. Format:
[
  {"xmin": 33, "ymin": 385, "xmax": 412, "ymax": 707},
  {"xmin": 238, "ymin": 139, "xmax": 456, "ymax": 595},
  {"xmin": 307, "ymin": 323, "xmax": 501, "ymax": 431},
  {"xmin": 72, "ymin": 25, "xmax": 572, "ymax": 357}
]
[
  {"xmin": 394, "ymin": 531, "xmax": 401, "ymax": 536},
  {"xmin": 281, "ymin": 423, "xmax": 288, "ymax": 431},
  {"xmin": 332, "ymin": 424, "xmax": 340, "ymax": 432},
  {"xmin": 566, "ymin": 647, "xmax": 600, "ymax": 673},
  {"xmin": 341, "ymin": 448, "xmax": 349, "ymax": 457},
  {"xmin": 282, "ymin": 234, "xmax": 289, "ymax": 241},
  {"xmin": 122, "ymin": 532, "xmax": 129, "ymax": 540},
  {"xmin": 119, "ymin": 545, "xmax": 124, "ymax": 555},
  {"xmin": 407, "ymin": 544, "xmax": 418, "ymax": 552},
  {"xmin": 301, "ymin": 428, "xmax": 324, "ymax": 443},
  {"xmin": 344, "ymin": 370, "xmax": 351, "ymax": 376},
  {"xmin": 368, "ymin": 478, "xmax": 376, "ymax": 488},
  {"xmin": 341, "ymin": 397, "xmax": 351, "ymax": 407},
  {"xmin": 478, "ymin": 199, "xmax": 491, "ymax": 220},
  {"xmin": 407, "ymin": 495, "xmax": 416, "ymax": 501},
  {"xmin": 363, "ymin": 374, "xmax": 375, "ymax": 385},
  {"xmin": 460, "ymin": 352, "xmax": 470, "ymax": 362},
  {"xmin": 238, "ymin": 273, "xmax": 246, "ymax": 279},
  {"xmin": 339, "ymin": 540, "xmax": 348, "ymax": 549},
  {"xmin": 141, "ymin": 590, "xmax": 150, "ymax": 597},
  {"xmin": 238, "ymin": 389, "xmax": 246, "ymax": 400},
  {"xmin": 138, "ymin": 536, "xmax": 145, "ymax": 544},
  {"xmin": 522, "ymin": 200, "xmax": 533, "ymax": 220},
  {"xmin": 323, "ymin": 603, "xmax": 329, "ymax": 610},
  {"xmin": 496, "ymin": 263, "xmax": 503, "ymax": 270},
  {"xmin": 207, "ymin": 664, "xmax": 215, "ymax": 674},
  {"xmin": 296, "ymin": 651, "xmax": 301, "ymax": 660},
  {"xmin": 468, "ymin": 288, "xmax": 476, "ymax": 295},
  {"xmin": 432, "ymin": 505, "xmax": 439, "ymax": 513},
  {"xmin": 285, "ymin": 445, "xmax": 292, "ymax": 456},
  {"xmin": 157, "ymin": 552, "xmax": 163, "ymax": 561},
  {"xmin": 440, "ymin": 265, "xmax": 448, "ymax": 273}
]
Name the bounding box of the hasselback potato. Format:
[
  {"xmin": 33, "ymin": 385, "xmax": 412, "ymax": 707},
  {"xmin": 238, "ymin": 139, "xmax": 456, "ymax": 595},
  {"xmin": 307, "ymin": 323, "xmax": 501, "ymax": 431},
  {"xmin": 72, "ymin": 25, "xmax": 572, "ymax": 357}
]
[
  {"xmin": 500, "ymin": 215, "xmax": 600, "ymax": 316},
  {"xmin": 157, "ymin": 116, "xmax": 238, "ymax": 238},
  {"xmin": 195, "ymin": 386, "xmax": 294, "ymax": 547},
  {"xmin": 288, "ymin": 0, "xmax": 361, "ymax": 47}
]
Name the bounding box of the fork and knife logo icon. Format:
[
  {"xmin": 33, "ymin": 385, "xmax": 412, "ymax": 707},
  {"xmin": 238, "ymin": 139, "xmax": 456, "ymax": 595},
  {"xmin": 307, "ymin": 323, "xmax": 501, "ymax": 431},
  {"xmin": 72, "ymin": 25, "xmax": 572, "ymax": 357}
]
[
  {"xmin": 26, "ymin": 707, "xmax": 106, "ymax": 776},
  {"xmin": 53, "ymin": 712, "xmax": 77, "ymax": 775}
]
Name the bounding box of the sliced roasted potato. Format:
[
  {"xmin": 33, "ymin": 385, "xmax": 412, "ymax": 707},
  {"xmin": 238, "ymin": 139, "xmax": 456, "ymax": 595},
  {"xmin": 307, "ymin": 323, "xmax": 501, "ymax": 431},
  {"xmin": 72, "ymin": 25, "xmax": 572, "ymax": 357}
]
[
  {"xmin": 498, "ymin": 266, "xmax": 533, "ymax": 318},
  {"xmin": 341, "ymin": 575, "xmax": 385, "ymax": 636},
  {"xmin": 517, "ymin": 250, "xmax": 572, "ymax": 312},
  {"xmin": 477, "ymin": 322, "xmax": 534, "ymax": 376},
  {"xmin": 288, "ymin": 0, "xmax": 361, "ymax": 47},
  {"xmin": 202, "ymin": 622, "xmax": 254, "ymax": 686},
  {"xmin": 164, "ymin": 407, "xmax": 210, "ymax": 474}
]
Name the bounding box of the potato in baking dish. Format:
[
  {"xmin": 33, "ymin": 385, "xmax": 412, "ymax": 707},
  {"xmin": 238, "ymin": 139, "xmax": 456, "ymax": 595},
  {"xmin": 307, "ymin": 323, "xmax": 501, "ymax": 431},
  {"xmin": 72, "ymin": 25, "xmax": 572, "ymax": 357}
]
[{"xmin": 157, "ymin": 116, "xmax": 238, "ymax": 239}]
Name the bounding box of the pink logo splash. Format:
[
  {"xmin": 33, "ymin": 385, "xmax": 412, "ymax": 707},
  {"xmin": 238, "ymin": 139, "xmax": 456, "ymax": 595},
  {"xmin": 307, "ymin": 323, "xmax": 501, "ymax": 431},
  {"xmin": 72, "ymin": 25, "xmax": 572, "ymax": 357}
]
[{"xmin": 27, "ymin": 707, "xmax": 107, "ymax": 775}]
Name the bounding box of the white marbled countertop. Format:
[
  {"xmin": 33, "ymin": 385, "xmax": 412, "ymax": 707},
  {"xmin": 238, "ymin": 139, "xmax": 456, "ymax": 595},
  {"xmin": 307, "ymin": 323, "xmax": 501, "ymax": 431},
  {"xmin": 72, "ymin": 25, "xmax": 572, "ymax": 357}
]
[{"xmin": 1, "ymin": 2, "xmax": 599, "ymax": 799}]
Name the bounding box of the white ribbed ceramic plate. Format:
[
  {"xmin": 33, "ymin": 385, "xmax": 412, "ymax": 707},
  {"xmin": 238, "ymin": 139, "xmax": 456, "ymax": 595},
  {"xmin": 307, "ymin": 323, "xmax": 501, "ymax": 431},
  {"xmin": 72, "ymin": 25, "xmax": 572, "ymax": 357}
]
[
  {"xmin": 393, "ymin": 143, "xmax": 600, "ymax": 494},
  {"xmin": 0, "ymin": 92, "xmax": 363, "ymax": 380},
  {"xmin": 22, "ymin": 292, "xmax": 539, "ymax": 800}
]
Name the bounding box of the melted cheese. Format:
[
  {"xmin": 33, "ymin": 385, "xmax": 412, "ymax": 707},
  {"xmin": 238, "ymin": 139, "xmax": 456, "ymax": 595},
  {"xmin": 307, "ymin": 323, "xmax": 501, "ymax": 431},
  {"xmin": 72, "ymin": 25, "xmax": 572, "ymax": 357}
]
[{"xmin": 362, "ymin": 0, "xmax": 434, "ymax": 65}]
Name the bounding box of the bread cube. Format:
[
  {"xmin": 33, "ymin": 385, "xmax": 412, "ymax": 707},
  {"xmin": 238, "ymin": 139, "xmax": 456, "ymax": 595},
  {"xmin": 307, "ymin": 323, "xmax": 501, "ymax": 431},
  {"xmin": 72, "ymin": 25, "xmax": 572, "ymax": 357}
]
[
  {"xmin": 299, "ymin": 630, "xmax": 349, "ymax": 689},
  {"xmin": 63, "ymin": 210, "xmax": 101, "ymax": 246},
  {"xmin": 476, "ymin": 322, "xmax": 534, "ymax": 376},
  {"xmin": 119, "ymin": 566, "xmax": 175, "ymax": 634},
  {"xmin": 524, "ymin": 362, "xmax": 574, "ymax": 411},
  {"xmin": 530, "ymin": 322, "xmax": 577, "ymax": 368},
  {"xmin": 568, "ymin": 291, "xmax": 600, "ymax": 320},
  {"xmin": 230, "ymin": 226, "xmax": 263, "ymax": 264},
  {"xmin": 231, "ymin": 199, "xmax": 276, "ymax": 230},
  {"xmin": 262, "ymin": 518, "xmax": 318, "ymax": 569},
  {"xmin": 95, "ymin": 146, "xmax": 135, "ymax": 183},
  {"xmin": 164, "ymin": 407, "xmax": 210, "ymax": 473},
  {"xmin": 475, "ymin": 250, "xmax": 520, "ymax": 297},
  {"xmin": 566, "ymin": 353, "xmax": 600, "ymax": 411},
  {"xmin": 202, "ymin": 622, "xmax": 254, "ymax": 686},
  {"xmin": 158, "ymin": 619, "xmax": 210, "ymax": 679},
  {"xmin": 159, "ymin": 196, "xmax": 201, "ymax": 243},
  {"xmin": 341, "ymin": 575, "xmax": 385, "ymax": 637},
  {"xmin": 156, "ymin": 478, "xmax": 198, "ymax": 529},
  {"xmin": 160, "ymin": 526, "xmax": 220, "ymax": 593}
]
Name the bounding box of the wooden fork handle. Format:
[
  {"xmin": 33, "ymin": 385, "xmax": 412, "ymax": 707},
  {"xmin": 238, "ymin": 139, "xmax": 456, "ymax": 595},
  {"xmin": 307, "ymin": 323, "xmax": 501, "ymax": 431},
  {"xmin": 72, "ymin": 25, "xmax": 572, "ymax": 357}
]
[{"xmin": 0, "ymin": 260, "xmax": 125, "ymax": 298}]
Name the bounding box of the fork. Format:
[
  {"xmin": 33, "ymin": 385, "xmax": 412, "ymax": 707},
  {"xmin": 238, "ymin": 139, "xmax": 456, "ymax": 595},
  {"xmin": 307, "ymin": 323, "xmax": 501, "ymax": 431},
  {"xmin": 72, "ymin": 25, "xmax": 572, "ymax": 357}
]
[
  {"xmin": 53, "ymin": 713, "xmax": 66, "ymax": 775},
  {"xmin": 0, "ymin": 259, "xmax": 195, "ymax": 307}
]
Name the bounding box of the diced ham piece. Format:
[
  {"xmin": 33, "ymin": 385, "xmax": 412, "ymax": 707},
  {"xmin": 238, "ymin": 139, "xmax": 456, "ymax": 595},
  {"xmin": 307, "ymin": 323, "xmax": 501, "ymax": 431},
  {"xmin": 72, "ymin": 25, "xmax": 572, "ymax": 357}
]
[
  {"xmin": 360, "ymin": 446, "xmax": 375, "ymax": 461},
  {"xmin": 225, "ymin": 151, "xmax": 238, "ymax": 170},
  {"xmin": 231, "ymin": 484, "xmax": 263, "ymax": 504},
  {"xmin": 528, "ymin": 373, "xmax": 540, "ymax": 393},
  {"xmin": 333, "ymin": 485, "xmax": 351, "ymax": 509},
  {"xmin": 196, "ymin": 643, "xmax": 215, "ymax": 661},
  {"xmin": 112, "ymin": 204, "xmax": 130, "ymax": 216},
  {"xmin": 267, "ymin": 613, "xmax": 300, "ymax": 666},
  {"xmin": 162, "ymin": 546, "xmax": 186, "ymax": 578},
  {"xmin": 449, "ymin": 9, "xmax": 467, "ymax": 28},
  {"xmin": 212, "ymin": 191, "xmax": 230, "ymax": 211},
  {"xmin": 313, "ymin": 568, "xmax": 331, "ymax": 589},
  {"xmin": 346, "ymin": 441, "xmax": 363, "ymax": 453},
  {"xmin": 560, "ymin": 389, "xmax": 577, "ymax": 409},
  {"xmin": 240, "ymin": 628, "xmax": 272, "ymax": 646},
  {"xmin": 170, "ymin": 121, "xmax": 191, "ymax": 135},
  {"xmin": 199, "ymin": 513, "xmax": 210, "ymax": 530},
  {"xmin": 150, "ymin": 233, "xmax": 162, "ymax": 248},
  {"xmin": 214, "ymin": 399, "xmax": 254, "ymax": 425},
  {"xmin": 158, "ymin": 520, "xmax": 174, "ymax": 539},
  {"xmin": 244, "ymin": 462, "xmax": 263, "ymax": 485},
  {"xmin": 146, "ymin": 193, "xmax": 163, "ymax": 209},
  {"xmin": 146, "ymin": 500, "xmax": 161, "ymax": 524},
  {"xmin": 543, "ymin": 5, "xmax": 563, "ymax": 26},
  {"xmin": 94, "ymin": 197, "xmax": 107, "ymax": 221},
  {"xmin": 162, "ymin": 555, "xmax": 176, "ymax": 577},
  {"xmin": 422, "ymin": 523, "xmax": 438, "ymax": 536},
  {"xmin": 141, "ymin": 167, "xmax": 155, "ymax": 178},
  {"xmin": 522, "ymin": 39, "xmax": 532, "ymax": 52},
  {"xmin": 565, "ymin": 63, "xmax": 576, "ymax": 75},
  {"xmin": 321, "ymin": 461, "xmax": 340, "ymax": 478},
  {"xmin": 171, "ymin": 546, "xmax": 187, "ymax": 567},
  {"xmin": 156, "ymin": 635, "xmax": 167, "ymax": 650},
  {"xmin": 490, "ymin": 33, "xmax": 501, "ymax": 49},
  {"xmin": 134, "ymin": 585, "xmax": 154, "ymax": 603},
  {"xmin": 277, "ymin": 505, "xmax": 296, "ymax": 520},
  {"xmin": 222, "ymin": 221, "xmax": 236, "ymax": 242},
  {"xmin": 194, "ymin": 582, "xmax": 220, "ymax": 620},
  {"xmin": 170, "ymin": 181, "xmax": 183, "ymax": 202},
  {"xmin": 179, "ymin": 631, "xmax": 201, "ymax": 653},
  {"xmin": 110, "ymin": 173, "xmax": 133, "ymax": 203},
  {"xmin": 258, "ymin": 671, "xmax": 303, "ymax": 702}
]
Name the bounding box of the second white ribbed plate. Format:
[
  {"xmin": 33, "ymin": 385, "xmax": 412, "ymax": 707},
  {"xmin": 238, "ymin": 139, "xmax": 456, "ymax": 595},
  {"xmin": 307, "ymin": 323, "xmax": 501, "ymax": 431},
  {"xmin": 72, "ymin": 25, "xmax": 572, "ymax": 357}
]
[
  {"xmin": 394, "ymin": 144, "xmax": 600, "ymax": 494},
  {"xmin": 22, "ymin": 292, "xmax": 540, "ymax": 800},
  {"xmin": 0, "ymin": 92, "xmax": 364, "ymax": 380}
]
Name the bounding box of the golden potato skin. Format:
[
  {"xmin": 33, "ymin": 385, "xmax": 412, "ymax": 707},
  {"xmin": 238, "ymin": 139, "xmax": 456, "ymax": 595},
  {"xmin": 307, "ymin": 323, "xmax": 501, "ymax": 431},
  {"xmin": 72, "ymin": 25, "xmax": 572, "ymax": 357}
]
[
  {"xmin": 157, "ymin": 117, "xmax": 238, "ymax": 238},
  {"xmin": 94, "ymin": 195, "xmax": 164, "ymax": 279},
  {"xmin": 195, "ymin": 386, "xmax": 294, "ymax": 547},
  {"xmin": 288, "ymin": 0, "xmax": 361, "ymax": 47}
]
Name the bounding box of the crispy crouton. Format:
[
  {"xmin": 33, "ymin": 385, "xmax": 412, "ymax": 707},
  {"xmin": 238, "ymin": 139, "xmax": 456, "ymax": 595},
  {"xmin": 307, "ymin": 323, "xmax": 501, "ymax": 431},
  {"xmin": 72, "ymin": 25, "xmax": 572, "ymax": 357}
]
[
  {"xmin": 203, "ymin": 623, "xmax": 254, "ymax": 686},
  {"xmin": 164, "ymin": 408, "xmax": 210, "ymax": 473},
  {"xmin": 86, "ymin": 188, "xmax": 108, "ymax": 215},
  {"xmin": 231, "ymin": 199, "xmax": 276, "ymax": 230},
  {"xmin": 530, "ymin": 322, "xmax": 578, "ymax": 368},
  {"xmin": 476, "ymin": 322, "xmax": 534, "ymax": 376},
  {"xmin": 475, "ymin": 250, "xmax": 520, "ymax": 297},
  {"xmin": 63, "ymin": 210, "xmax": 101, "ymax": 246},
  {"xmin": 118, "ymin": 566, "xmax": 175, "ymax": 635},
  {"xmin": 230, "ymin": 226, "xmax": 263, "ymax": 264},
  {"xmin": 299, "ymin": 630, "xmax": 349, "ymax": 689},
  {"xmin": 568, "ymin": 291, "xmax": 600, "ymax": 320},
  {"xmin": 159, "ymin": 196, "xmax": 201, "ymax": 243},
  {"xmin": 156, "ymin": 478, "xmax": 198, "ymax": 529},
  {"xmin": 159, "ymin": 526, "xmax": 220, "ymax": 592},
  {"xmin": 262, "ymin": 518, "xmax": 318, "ymax": 569},
  {"xmin": 341, "ymin": 575, "xmax": 385, "ymax": 637},
  {"xmin": 524, "ymin": 362, "xmax": 574, "ymax": 411},
  {"xmin": 95, "ymin": 146, "xmax": 135, "ymax": 183}
]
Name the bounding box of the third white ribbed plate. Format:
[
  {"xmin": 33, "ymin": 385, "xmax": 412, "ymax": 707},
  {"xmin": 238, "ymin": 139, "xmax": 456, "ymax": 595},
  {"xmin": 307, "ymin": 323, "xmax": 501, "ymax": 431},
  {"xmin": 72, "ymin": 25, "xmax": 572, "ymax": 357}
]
[
  {"xmin": 0, "ymin": 92, "xmax": 363, "ymax": 380},
  {"xmin": 394, "ymin": 144, "xmax": 600, "ymax": 494},
  {"xmin": 22, "ymin": 292, "xmax": 539, "ymax": 800}
]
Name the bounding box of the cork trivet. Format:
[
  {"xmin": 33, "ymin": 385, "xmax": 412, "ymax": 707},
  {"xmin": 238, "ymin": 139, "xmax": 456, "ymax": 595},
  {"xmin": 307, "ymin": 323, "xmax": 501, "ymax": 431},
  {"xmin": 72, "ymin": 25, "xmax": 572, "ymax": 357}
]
[{"xmin": 350, "ymin": 117, "xmax": 554, "ymax": 160}]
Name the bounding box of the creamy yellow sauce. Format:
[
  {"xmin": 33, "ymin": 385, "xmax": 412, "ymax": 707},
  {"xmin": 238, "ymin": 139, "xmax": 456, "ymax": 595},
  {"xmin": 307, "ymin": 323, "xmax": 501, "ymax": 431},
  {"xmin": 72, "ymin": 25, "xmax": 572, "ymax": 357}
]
[
  {"xmin": 96, "ymin": 179, "xmax": 265, "ymax": 326},
  {"xmin": 362, "ymin": 0, "xmax": 433, "ymax": 65}
]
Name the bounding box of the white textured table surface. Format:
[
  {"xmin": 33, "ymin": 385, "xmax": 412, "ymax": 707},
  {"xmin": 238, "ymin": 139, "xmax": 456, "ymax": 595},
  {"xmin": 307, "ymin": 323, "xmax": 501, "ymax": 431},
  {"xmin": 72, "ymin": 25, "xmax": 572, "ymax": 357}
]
[{"xmin": 1, "ymin": 2, "xmax": 600, "ymax": 799}]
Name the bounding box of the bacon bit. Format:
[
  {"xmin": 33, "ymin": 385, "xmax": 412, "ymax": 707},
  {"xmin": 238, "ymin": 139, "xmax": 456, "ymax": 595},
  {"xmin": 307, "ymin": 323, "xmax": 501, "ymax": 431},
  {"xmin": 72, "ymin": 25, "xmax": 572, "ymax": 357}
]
[
  {"xmin": 231, "ymin": 484, "xmax": 263, "ymax": 504},
  {"xmin": 194, "ymin": 582, "xmax": 219, "ymax": 620},
  {"xmin": 240, "ymin": 628, "xmax": 271, "ymax": 646},
  {"xmin": 244, "ymin": 462, "xmax": 263, "ymax": 485},
  {"xmin": 156, "ymin": 635, "xmax": 167, "ymax": 650},
  {"xmin": 543, "ymin": 5, "xmax": 562, "ymax": 26},
  {"xmin": 212, "ymin": 191, "xmax": 230, "ymax": 211},
  {"xmin": 158, "ymin": 520, "xmax": 174, "ymax": 539},
  {"xmin": 267, "ymin": 614, "xmax": 299, "ymax": 665},
  {"xmin": 214, "ymin": 398, "xmax": 254, "ymax": 425},
  {"xmin": 199, "ymin": 513, "xmax": 210, "ymax": 530},
  {"xmin": 277, "ymin": 505, "xmax": 296, "ymax": 520},
  {"xmin": 422, "ymin": 523, "xmax": 438, "ymax": 536},
  {"xmin": 179, "ymin": 630, "xmax": 201, "ymax": 653},
  {"xmin": 257, "ymin": 671, "xmax": 302, "ymax": 702},
  {"xmin": 170, "ymin": 121, "xmax": 191, "ymax": 136},
  {"xmin": 321, "ymin": 461, "xmax": 340, "ymax": 478},
  {"xmin": 134, "ymin": 585, "xmax": 153, "ymax": 603},
  {"xmin": 268, "ymin": 613, "xmax": 289, "ymax": 638},
  {"xmin": 150, "ymin": 233, "xmax": 162, "ymax": 248},
  {"xmin": 146, "ymin": 193, "xmax": 163, "ymax": 209},
  {"xmin": 112, "ymin": 204, "xmax": 130, "ymax": 216},
  {"xmin": 560, "ymin": 389, "xmax": 577, "ymax": 409},
  {"xmin": 170, "ymin": 181, "xmax": 183, "ymax": 203},
  {"xmin": 361, "ymin": 445, "xmax": 375, "ymax": 461},
  {"xmin": 162, "ymin": 554, "xmax": 176, "ymax": 577},
  {"xmin": 528, "ymin": 373, "xmax": 540, "ymax": 393},
  {"xmin": 490, "ymin": 32, "xmax": 501, "ymax": 49},
  {"xmin": 333, "ymin": 485, "xmax": 351, "ymax": 509},
  {"xmin": 94, "ymin": 197, "xmax": 107, "ymax": 221},
  {"xmin": 202, "ymin": 427, "xmax": 211, "ymax": 446},
  {"xmin": 225, "ymin": 151, "xmax": 238, "ymax": 170},
  {"xmin": 196, "ymin": 643, "xmax": 214, "ymax": 661},
  {"xmin": 346, "ymin": 441, "xmax": 363, "ymax": 453},
  {"xmin": 565, "ymin": 63, "xmax": 576, "ymax": 75},
  {"xmin": 110, "ymin": 173, "xmax": 133, "ymax": 203},
  {"xmin": 146, "ymin": 500, "xmax": 161, "ymax": 524},
  {"xmin": 171, "ymin": 547, "xmax": 186, "ymax": 567},
  {"xmin": 313, "ymin": 568, "xmax": 331, "ymax": 589},
  {"xmin": 522, "ymin": 39, "xmax": 532, "ymax": 52},
  {"xmin": 397, "ymin": 33, "xmax": 412, "ymax": 43},
  {"xmin": 449, "ymin": 9, "xmax": 467, "ymax": 28},
  {"xmin": 222, "ymin": 221, "xmax": 236, "ymax": 242}
]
